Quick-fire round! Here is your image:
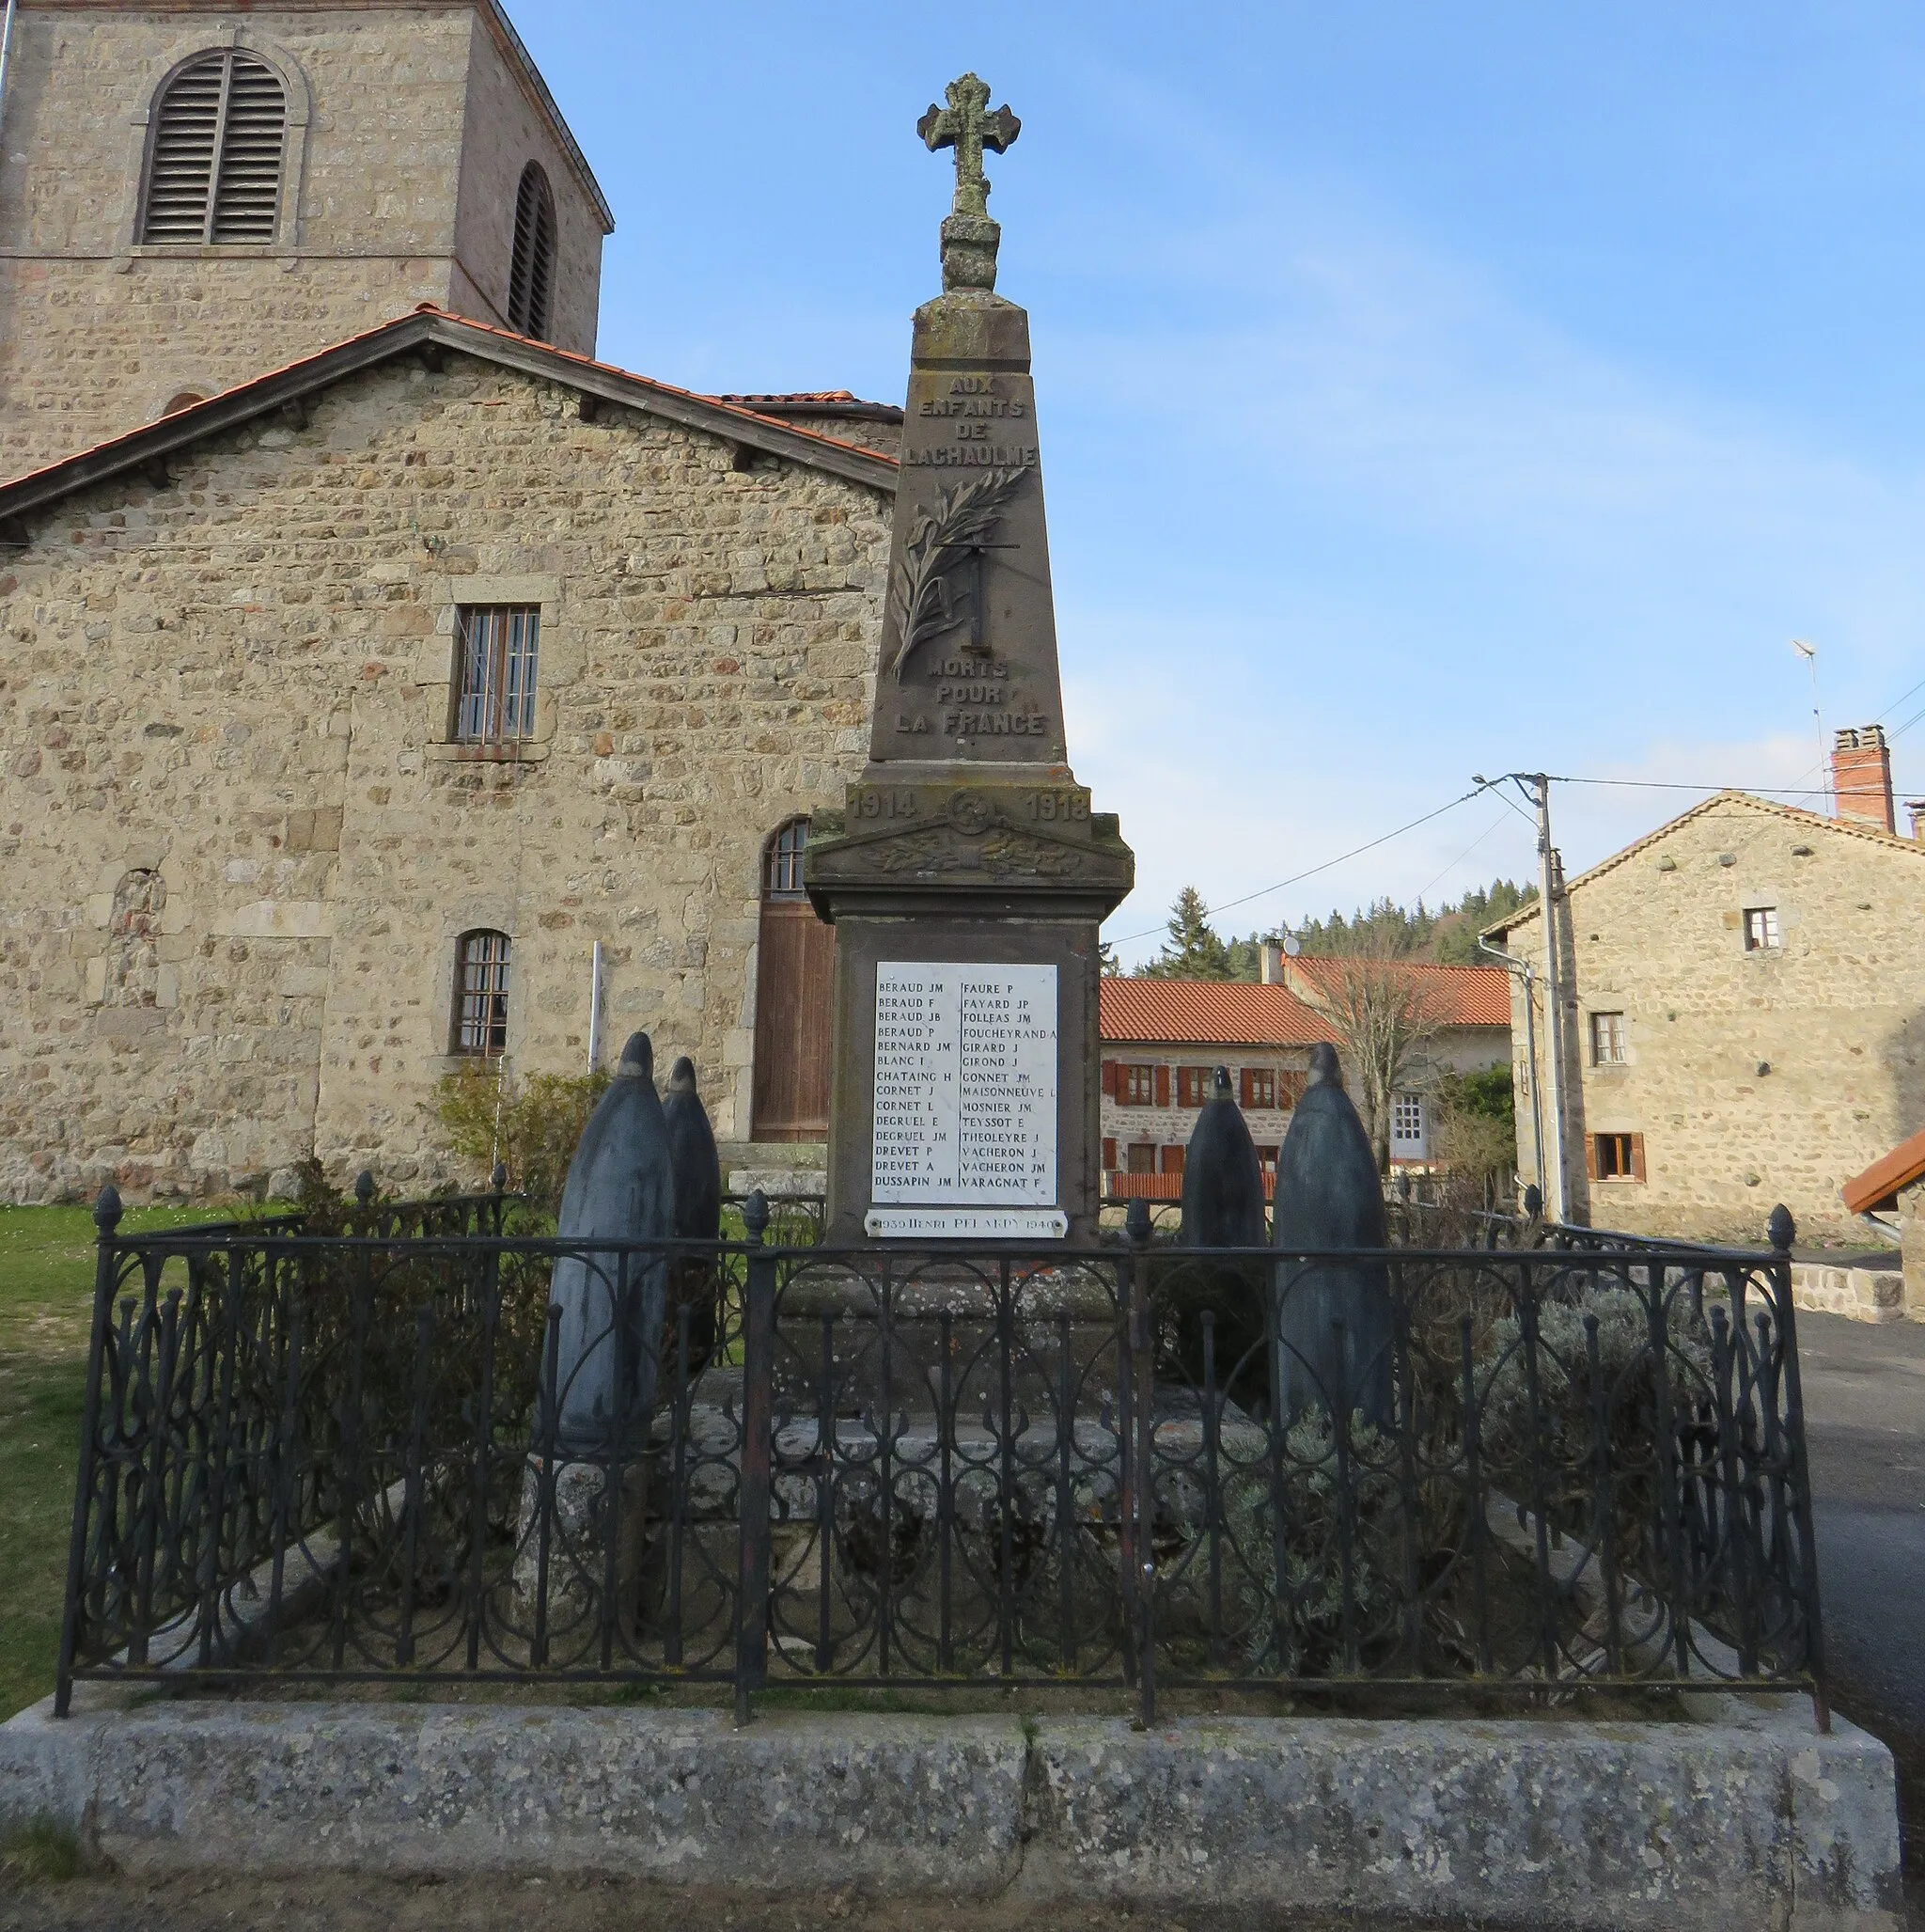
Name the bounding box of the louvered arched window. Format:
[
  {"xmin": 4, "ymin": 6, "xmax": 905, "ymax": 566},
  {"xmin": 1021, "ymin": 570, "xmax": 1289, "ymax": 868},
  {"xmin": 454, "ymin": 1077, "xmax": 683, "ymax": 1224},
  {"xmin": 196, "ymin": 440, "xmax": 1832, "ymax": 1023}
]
[
  {"xmin": 141, "ymin": 51, "xmax": 288, "ymax": 245},
  {"xmin": 507, "ymin": 163, "xmax": 557, "ymax": 339}
]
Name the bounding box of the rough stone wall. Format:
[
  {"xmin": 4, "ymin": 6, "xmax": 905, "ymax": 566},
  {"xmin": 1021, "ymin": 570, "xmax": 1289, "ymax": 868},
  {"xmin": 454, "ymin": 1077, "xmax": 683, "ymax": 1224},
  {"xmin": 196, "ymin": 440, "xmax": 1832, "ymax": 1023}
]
[
  {"xmin": 1504, "ymin": 795, "xmax": 1925, "ymax": 1246},
  {"xmin": 0, "ymin": 3, "xmax": 605, "ymax": 479},
  {"xmin": 0, "ymin": 353, "xmax": 890, "ymax": 1202},
  {"xmin": 448, "ymin": 11, "xmax": 602, "ymax": 354}
]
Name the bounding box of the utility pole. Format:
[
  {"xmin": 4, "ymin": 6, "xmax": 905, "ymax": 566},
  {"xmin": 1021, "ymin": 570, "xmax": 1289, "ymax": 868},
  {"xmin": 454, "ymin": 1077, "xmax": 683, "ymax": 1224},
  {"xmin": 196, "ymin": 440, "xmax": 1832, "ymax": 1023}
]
[
  {"xmin": 1526, "ymin": 774, "xmax": 1569, "ymax": 1223},
  {"xmin": 1474, "ymin": 769, "xmax": 1569, "ymax": 1223}
]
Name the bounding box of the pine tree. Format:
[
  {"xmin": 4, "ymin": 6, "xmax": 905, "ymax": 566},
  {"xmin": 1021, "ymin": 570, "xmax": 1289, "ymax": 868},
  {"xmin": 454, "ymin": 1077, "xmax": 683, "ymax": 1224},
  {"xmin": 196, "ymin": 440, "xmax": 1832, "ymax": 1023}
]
[{"xmin": 1141, "ymin": 887, "xmax": 1234, "ymax": 979}]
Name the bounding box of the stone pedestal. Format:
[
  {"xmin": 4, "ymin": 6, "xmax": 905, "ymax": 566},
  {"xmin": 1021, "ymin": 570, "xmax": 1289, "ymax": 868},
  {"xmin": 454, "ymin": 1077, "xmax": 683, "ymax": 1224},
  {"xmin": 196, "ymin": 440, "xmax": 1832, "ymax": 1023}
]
[{"xmin": 511, "ymin": 1453, "xmax": 651, "ymax": 1641}]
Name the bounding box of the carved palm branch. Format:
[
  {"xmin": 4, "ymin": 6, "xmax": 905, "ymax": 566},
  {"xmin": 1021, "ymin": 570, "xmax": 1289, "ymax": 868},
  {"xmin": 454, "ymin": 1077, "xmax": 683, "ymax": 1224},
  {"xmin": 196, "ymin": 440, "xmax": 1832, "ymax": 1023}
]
[{"xmin": 886, "ymin": 466, "xmax": 1026, "ymax": 682}]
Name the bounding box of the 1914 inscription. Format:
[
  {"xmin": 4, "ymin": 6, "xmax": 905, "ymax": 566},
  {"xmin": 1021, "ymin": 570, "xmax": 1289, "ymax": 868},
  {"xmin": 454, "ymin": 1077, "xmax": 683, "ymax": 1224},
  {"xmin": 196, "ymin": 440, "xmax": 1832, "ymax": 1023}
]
[{"xmin": 872, "ymin": 962, "xmax": 1057, "ymax": 1207}]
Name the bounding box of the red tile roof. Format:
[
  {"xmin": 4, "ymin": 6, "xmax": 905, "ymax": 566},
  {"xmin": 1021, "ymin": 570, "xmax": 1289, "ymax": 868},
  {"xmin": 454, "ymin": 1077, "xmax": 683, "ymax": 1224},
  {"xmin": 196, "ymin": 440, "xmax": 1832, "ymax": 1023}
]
[
  {"xmin": 1099, "ymin": 963, "xmax": 1511, "ymax": 1046},
  {"xmin": 1278, "ymin": 957, "xmax": 1513, "ymax": 1028},
  {"xmin": 715, "ymin": 391, "xmax": 860, "ymax": 404},
  {"xmin": 1100, "ymin": 981, "xmax": 1335, "ymax": 1047},
  {"xmin": 1842, "ymin": 1128, "xmax": 1925, "ymax": 1216}
]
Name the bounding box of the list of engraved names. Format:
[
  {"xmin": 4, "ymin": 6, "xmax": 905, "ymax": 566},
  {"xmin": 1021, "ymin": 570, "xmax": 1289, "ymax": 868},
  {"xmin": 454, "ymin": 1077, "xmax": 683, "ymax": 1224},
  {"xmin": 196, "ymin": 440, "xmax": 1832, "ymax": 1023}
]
[{"xmin": 872, "ymin": 964, "xmax": 1057, "ymax": 1205}]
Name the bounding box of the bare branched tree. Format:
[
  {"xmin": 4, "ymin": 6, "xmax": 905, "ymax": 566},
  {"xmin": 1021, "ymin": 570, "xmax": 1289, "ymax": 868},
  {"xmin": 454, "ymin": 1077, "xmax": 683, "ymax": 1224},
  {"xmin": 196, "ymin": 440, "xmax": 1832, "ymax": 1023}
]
[{"xmin": 1287, "ymin": 942, "xmax": 1448, "ymax": 1173}]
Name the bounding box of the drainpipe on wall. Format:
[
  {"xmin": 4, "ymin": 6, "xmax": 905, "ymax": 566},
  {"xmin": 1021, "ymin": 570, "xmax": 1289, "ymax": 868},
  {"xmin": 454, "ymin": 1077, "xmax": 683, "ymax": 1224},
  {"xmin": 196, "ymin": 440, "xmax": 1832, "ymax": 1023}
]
[
  {"xmin": 0, "ymin": 0, "xmax": 19, "ymax": 145},
  {"xmin": 1478, "ymin": 939, "xmax": 1546, "ymax": 1211},
  {"xmin": 587, "ymin": 941, "xmax": 604, "ymax": 1074}
]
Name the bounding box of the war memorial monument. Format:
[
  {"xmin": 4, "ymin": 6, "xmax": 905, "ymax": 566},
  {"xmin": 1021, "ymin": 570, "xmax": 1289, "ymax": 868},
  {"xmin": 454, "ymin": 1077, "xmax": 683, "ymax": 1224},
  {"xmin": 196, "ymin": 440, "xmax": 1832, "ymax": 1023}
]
[
  {"xmin": 806, "ymin": 72, "xmax": 1135, "ymax": 1248},
  {"xmin": 0, "ymin": 75, "xmax": 1901, "ymax": 1932}
]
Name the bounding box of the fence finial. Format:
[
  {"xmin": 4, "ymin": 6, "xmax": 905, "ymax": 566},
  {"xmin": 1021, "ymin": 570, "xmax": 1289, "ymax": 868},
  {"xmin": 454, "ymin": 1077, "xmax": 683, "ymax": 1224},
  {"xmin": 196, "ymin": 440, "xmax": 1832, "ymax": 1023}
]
[
  {"xmin": 353, "ymin": 1170, "xmax": 375, "ymax": 1206},
  {"xmin": 1125, "ymin": 1196, "xmax": 1151, "ymax": 1246},
  {"xmin": 491, "ymin": 1162, "xmax": 509, "ymax": 1194},
  {"xmin": 743, "ymin": 1188, "xmax": 770, "ymax": 1244},
  {"xmin": 93, "ymin": 1183, "xmax": 122, "ymax": 1234},
  {"xmin": 1767, "ymin": 1203, "xmax": 1795, "ymax": 1252}
]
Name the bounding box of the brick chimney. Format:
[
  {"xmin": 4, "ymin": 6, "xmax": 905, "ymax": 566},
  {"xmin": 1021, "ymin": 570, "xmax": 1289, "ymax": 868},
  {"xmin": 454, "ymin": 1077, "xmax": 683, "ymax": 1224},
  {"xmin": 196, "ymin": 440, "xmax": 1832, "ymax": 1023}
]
[{"xmin": 1833, "ymin": 726, "xmax": 1896, "ymax": 833}]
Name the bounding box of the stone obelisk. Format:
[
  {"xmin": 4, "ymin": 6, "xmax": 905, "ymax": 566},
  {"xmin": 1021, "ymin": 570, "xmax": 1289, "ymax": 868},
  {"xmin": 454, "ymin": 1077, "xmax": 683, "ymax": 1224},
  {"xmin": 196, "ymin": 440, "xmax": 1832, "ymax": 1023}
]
[{"xmin": 806, "ymin": 74, "xmax": 1134, "ymax": 1246}]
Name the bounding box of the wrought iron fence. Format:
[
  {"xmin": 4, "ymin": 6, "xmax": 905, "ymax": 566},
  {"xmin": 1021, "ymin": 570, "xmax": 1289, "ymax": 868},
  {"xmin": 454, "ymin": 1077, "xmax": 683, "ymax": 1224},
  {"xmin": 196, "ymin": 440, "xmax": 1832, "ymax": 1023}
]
[{"xmin": 55, "ymin": 1187, "xmax": 1825, "ymax": 1724}]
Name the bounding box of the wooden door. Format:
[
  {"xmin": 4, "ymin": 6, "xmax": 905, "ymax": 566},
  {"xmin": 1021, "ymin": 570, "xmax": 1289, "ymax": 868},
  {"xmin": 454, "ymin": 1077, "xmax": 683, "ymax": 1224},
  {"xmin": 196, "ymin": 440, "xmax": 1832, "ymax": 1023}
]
[{"xmin": 751, "ymin": 821, "xmax": 835, "ymax": 1141}]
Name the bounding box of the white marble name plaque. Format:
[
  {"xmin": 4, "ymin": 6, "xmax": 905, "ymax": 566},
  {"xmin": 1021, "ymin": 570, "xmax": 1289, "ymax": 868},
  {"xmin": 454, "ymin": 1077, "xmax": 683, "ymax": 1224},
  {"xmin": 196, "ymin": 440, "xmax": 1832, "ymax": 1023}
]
[
  {"xmin": 865, "ymin": 1208, "xmax": 1070, "ymax": 1241},
  {"xmin": 871, "ymin": 962, "xmax": 1058, "ymax": 1211}
]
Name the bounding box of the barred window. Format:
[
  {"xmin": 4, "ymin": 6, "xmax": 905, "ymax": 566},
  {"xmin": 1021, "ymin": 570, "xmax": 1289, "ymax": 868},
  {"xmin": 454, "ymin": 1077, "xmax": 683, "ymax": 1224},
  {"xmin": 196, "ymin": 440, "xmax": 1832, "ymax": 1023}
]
[
  {"xmin": 140, "ymin": 51, "xmax": 288, "ymax": 245},
  {"xmin": 452, "ymin": 931, "xmax": 511, "ymax": 1056},
  {"xmin": 765, "ymin": 819, "xmax": 808, "ymax": 900},
  {"xmin": 454, "ymin": 606, "xmax": 540, "ymax": 743},
  {"xmin": 507, "ymin": 163, "xmax": 557, "ymax": 339}
]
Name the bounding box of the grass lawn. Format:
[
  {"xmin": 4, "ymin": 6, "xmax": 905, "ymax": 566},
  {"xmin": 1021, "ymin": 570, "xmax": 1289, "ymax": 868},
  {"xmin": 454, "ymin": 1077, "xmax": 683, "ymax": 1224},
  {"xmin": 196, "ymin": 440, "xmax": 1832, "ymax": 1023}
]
[{"xmin": 0, "ymin": 1203, "xmax": 234, "ymax": 1720}]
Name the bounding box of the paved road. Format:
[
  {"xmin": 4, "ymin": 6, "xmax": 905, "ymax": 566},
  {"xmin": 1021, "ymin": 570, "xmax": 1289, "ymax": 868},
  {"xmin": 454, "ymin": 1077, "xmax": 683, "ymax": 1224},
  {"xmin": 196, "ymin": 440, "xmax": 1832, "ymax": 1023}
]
[{"xmin": 1795, "ymin": 1309, "xmax": 1925, "ymax": 1909}]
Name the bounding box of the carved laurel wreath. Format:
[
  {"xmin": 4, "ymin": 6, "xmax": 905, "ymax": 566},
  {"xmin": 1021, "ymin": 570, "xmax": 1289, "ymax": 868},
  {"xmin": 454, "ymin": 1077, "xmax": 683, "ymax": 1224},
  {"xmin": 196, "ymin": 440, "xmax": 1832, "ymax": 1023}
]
[{"xmin": 885, "ymin": 466, "xmax": 1026, "ymax": 682}]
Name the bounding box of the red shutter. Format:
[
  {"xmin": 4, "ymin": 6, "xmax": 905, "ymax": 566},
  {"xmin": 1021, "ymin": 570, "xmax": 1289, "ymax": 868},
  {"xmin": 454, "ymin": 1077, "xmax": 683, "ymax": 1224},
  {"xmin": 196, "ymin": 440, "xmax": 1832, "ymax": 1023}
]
[
  {"xmin": 1239, "ymin": 1068, "xmax": 1253, "ymax": 1107},
  {"xmin": 1161, "ymin": 1144, "xmax": 1185, "ymax": 1175},
  {"xmin": 1103, "ymin": 1137, "xmax": 1117, "ymax": 1170},
  {"xmin": 1630, "ymin": 1133, "xmax": 1647, "ymax": 1182},
  {"xmin": 1585, "ymin": 1135, "xmax": 1599, "ymax": 1180},
  {"xmin": 1101, "ymin": 1060, "xmax": 1117, "ymax": 1099},
  {"xmin": 1155, "ymin": 1064, "xmax": 1170, "ymax": 1107}
]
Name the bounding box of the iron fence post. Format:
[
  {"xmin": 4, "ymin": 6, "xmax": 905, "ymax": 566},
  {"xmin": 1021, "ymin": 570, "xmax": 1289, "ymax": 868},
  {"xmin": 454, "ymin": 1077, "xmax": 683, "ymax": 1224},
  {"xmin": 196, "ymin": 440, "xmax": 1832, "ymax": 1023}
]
[
  {"xmin": 1768, "ymin": 1206, "xmax": 1830, "ymax": 1731},
  {"xmin": 55, "ymin": 1186, "xmax": 123, "ymax": 1716},
  {"xmin": 735, "ymin": 1191, "xmax": 775, "ymax": 1724},
  {"xmin": 1124, "ymin": 1201, "xmax": 1156, "ymax": 1727}
]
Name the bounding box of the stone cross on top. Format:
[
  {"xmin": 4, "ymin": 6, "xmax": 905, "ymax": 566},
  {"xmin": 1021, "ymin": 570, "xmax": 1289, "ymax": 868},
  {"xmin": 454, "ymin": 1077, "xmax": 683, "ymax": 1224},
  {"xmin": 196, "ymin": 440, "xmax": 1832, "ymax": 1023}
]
[{"xmin": 917, "ymin": 72, "xmax": 1020, "ymax": 291}]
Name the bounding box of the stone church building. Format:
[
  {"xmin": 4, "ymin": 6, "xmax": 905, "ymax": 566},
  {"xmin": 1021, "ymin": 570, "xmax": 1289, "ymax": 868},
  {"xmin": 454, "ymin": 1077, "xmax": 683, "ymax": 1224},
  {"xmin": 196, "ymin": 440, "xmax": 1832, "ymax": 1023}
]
[{"xmin": 0, "ymin": 1, "xmax": 905, "ymax": 1201}]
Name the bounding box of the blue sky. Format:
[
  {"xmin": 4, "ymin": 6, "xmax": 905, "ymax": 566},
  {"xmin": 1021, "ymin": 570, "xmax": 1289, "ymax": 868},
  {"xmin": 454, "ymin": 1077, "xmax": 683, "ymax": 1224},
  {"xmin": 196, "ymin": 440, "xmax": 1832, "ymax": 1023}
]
[{"xmin": 513, "ymin": 2, "xmax": 1925, "ymax": 966}]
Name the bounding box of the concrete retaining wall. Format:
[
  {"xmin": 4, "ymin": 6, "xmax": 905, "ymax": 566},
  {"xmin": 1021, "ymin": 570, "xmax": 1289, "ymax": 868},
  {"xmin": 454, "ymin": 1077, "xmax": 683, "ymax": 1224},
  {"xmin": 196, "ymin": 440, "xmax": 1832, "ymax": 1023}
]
[{"xmin": 0, "ymin": 1689, "xmax": 1901, "ymax": 1928}]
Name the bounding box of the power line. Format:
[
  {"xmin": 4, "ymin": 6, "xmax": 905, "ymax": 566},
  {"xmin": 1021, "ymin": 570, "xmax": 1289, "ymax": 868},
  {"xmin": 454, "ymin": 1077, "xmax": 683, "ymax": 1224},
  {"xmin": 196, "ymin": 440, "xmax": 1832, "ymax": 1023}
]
[
  {"xmin": 1543, "ymin": 775, "xmax": 1833, "ymax": 795},
  {"xmin": 1416, "ymin": 806, "xmax": 1512, "ymax": 904},
  {"xmin": 1105, "ymin": 786, "xmax": 1486, "ymax": 948}
]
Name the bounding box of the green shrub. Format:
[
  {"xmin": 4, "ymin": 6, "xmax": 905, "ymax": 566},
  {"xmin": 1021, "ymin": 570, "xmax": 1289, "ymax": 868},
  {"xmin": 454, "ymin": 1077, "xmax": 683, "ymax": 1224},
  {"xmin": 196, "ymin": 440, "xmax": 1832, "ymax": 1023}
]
[{"xmin": 429, "ymin": 1063, "xmax": 610, "ymax": 1213}]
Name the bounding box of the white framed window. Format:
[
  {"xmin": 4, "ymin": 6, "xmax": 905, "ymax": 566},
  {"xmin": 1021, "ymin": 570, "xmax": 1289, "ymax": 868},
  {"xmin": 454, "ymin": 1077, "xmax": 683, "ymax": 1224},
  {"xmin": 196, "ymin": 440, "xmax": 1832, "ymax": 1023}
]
[
  {"xmin": 1590, "ymin": 1011, "xmax": 1626, "ymax": 1065},
  {"xmin": 1390, "ymin": 1092, "xmax": 1426, "ymax": 1157},
  {"xmin": 1743, "ymin": 906, "xmax": 1780, "ymax": 951},
  {"xmin": 454, "ymin": 605, "xmax": 541, "ymax": 743}
]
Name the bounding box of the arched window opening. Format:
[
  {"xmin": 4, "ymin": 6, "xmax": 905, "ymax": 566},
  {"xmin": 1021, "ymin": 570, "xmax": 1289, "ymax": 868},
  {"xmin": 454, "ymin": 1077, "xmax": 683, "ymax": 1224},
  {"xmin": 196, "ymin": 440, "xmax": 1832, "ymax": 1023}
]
[
  {"xmin": 452, "ymin": 930, "xmax": 512, "ymax": 1057},
  {"xmin": 750, "ymin": 818, "xmax": 834, "ymax": 1141},
  {"xmin": 766, "ymin": 818, "xmax": 808, "ymax": 899},
  {"xmin": 103, "ymin": 870, "xmax": 165, "ymax": 1008},
  {"xmin": 506, "ymin": 162, "xmax": 557, "ymax": 340},
  {"xmin": 140, "ymin": 51, "xmax": 289, "ymax": 245},
  {"xmin": 162, "ymin": 392, "xmax": 207, "ymax": 416}
]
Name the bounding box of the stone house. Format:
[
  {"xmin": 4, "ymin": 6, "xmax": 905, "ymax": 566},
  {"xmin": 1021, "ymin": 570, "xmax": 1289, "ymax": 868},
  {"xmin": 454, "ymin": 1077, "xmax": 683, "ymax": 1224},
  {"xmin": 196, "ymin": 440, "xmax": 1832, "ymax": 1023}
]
[
  {"xmin": 0, "ymin": 307, "xmax": 901, "ymax": 1202},
  {"xmin": 1484, "ymin": 749, "xmax": 1925, "ymax": 1246},
  {"xmin": 0, "ymin": 0, "xmax": 614, "ymax": 481},
  {"xmin": 1098, "ymin": 967, "xmax": 1510, "ymax": 1195}
]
